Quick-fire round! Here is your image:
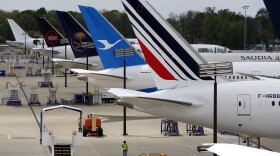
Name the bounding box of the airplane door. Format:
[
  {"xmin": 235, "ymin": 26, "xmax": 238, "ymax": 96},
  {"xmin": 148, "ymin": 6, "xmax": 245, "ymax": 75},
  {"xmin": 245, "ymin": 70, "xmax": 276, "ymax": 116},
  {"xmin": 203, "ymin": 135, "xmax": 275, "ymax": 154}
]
[{"xmin": 237, "ymin": 94, "xmax": 251, "ymax": 116}]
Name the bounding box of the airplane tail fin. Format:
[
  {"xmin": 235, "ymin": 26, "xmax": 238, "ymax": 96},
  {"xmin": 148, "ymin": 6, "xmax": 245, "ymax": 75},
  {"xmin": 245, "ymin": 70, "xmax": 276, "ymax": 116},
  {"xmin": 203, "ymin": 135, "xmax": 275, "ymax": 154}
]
[
  {"xmin": 56, "ymin": 11, "xmax": 98, "ymax": 59},
  {"xmin": 35, "ymin": 16, "xmax": 67, "ymax": 47},
  {"xmin": 263, "ymin": 0, "xmax": 280, "ymax": 39},
  {"xmin": 78, "ymin": 5, "xmax": 146, "ymax": 69},
  {"xmin": 122, "ymin": 0, "xmax": 213, "ymax": 89},
  {"xmin": 7, "ymin": 19, "xmax": 32, "ymax": 41}
]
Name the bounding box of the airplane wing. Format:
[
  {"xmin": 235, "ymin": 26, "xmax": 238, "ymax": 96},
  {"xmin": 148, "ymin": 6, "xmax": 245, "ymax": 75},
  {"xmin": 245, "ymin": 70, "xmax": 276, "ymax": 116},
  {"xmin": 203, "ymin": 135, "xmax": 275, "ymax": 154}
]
[
  {"xmin": 206, "ymin": 144, "xmax": 280, "ymax": 156},
  {"xmin": 69, "ymin": 69, "xmax": 135, "ymax": 80},
  {"xmin": 33, "ymin": 48, "xmax": 60, "ymax": 57},
  {"xmin": 52, "ymin": 58, "xmax": 99, "ymax": 69},
  {"xmin": 237, "ymin": 72, "xmax": 280, "ymax": 81},
  {"xmin": 108, "ymin": 88, "xmax": 197, "ymax": 111}
]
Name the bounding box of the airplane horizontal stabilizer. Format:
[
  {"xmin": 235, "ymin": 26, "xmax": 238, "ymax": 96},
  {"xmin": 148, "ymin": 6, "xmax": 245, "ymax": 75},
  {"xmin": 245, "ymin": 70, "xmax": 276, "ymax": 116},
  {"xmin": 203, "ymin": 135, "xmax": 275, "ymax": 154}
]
[
  {"xmin": 69, "ymin": 69, "xmax": 135, "ymax": 80},
  {"xmin": 108, "ymin": 88, "xmax": 195, "ymax": 111},
  {"xmin": 52, "ymin": 58, "xmax": 99, "ymax": 69},
  {"xmin": 108, "ymin": 88, "xmax": 146, "ymax": 97},
  {"xmin": 33, "ymin": 48, "xmax": 60, "ymax": 56}
]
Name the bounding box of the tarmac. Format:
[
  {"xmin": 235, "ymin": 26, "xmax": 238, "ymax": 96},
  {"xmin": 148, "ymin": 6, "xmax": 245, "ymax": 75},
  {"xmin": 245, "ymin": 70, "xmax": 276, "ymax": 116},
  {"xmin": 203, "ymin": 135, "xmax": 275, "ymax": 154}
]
[{"xmin": 0, "ymin": 59, "xmax": 280, "ymax": 156}]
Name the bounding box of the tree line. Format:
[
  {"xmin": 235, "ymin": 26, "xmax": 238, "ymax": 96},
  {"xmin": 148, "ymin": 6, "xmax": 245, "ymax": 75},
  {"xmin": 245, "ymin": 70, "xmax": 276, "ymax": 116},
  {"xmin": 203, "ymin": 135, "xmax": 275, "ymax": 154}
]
[{"xmin": 0, "ymin": 7, "xmax": 276, "ymax": 50}]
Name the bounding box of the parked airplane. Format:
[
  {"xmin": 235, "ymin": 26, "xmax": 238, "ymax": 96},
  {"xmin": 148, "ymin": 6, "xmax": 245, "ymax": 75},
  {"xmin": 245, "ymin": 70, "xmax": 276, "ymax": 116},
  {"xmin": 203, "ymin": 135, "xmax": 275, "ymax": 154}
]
[
  {"xmin": 6, "ymin": 19, "xmax": 43, "ymax": 49},
  {"xmin": 35, "ymin": 15, "xmax": 103, "ymax": 70},
  {"xmin": 68, "ymin": 5, "xmax": 156, "ymax": 92},
  {"xmin": 74, "ymin": 5, "xmax": 280, "ymax": 92},
  {"xmin": 108, "ymin": 0, "xmax": 280, "ymax": 139}
]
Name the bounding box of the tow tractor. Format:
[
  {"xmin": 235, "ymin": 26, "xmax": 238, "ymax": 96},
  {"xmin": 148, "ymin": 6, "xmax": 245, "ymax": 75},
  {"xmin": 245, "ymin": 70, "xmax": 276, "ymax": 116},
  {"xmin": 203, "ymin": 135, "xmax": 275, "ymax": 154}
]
[{"xmin": 79, "ymin": 113, "xmax": 103, "ymax": 137}]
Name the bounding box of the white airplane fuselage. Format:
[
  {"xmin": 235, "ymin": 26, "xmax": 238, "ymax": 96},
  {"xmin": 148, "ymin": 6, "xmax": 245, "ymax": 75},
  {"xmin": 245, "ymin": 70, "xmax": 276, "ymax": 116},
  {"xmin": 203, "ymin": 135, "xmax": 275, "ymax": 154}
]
[
  {"xmin": 84, "ymin": 62, "xmax": 280, "ymax": 91},
  {"xmin": 200, "ymin": 52, "xmax": 280, "ymax": 62},
  {"xmin": 122, "ymin": 80, "xmax": 280, "ymax": 138}
]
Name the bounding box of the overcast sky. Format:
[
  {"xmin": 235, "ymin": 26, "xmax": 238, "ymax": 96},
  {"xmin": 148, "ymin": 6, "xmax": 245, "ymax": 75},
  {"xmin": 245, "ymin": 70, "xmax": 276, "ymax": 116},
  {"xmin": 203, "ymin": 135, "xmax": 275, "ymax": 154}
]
[{"xmin": 0, "ymin": 0, "xmax": 265, "ymax": 18}]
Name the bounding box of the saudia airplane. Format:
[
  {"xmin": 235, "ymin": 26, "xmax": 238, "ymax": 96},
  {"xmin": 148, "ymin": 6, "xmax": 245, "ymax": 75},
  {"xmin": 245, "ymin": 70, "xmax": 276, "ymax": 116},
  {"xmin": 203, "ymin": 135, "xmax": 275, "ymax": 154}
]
[
  {"xmin": 6, "ymin": 19, "xmax": 43, "ymax": 49},
  {"xmin": 108, "ymin": 0, "xmax": 280, "ymax": 139}
]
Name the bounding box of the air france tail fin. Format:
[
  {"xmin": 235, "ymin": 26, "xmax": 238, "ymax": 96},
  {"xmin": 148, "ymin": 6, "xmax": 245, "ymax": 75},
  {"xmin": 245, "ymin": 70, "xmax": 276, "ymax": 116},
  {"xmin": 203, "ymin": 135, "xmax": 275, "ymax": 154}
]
[
  {"xmin": 263, "ymin": 0, "xmax": 280, "ymax": 39},
  {"xmin": 78, "ymin": 5, "xmax": 146, "ymax": 69},
  {"xmin": 35, "ymin": 16, "xmax": 67, "ymax": 47},
  {"xmin": 56, "ymin": 11, "xmax": 98, "ymax": 58},
  {"xmin": 122, "ymin": 0, "xmax": 213, "ymax": 89},
  {"xmin": 7, "ymin": 19, "xmax": 32, "ymax": 41}
]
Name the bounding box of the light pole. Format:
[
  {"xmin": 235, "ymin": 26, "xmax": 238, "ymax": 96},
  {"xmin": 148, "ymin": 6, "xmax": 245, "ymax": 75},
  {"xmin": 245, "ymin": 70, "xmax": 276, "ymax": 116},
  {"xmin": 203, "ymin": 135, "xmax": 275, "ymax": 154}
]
[
  {"xmin": 114, "ymin": 47, "xmax": 135, "ymax": 136},
  {"xmin": 86, "ymin": 48, "xmax": 89, "ymax": 94},
  {"xmin": 199, "ymin": 62, "xmax": 232, "ymax": 156},
  {"xmin": 60, "ymin": 39, "xmax": 68, "ymax": 87},
  {"xmin": 22, "ymin": 33, "xmax": 27, "ymax": 55},
  {"xmin": 34, "ymin": 33, "xmax": 40, "ymax": 60},
  {"xmin": 41, "ymin": 35, "xmax": 45, "ymax": 68},
  {"xmin": 242, "ymin": 5, "xmax": 249, "ymax": 50}
]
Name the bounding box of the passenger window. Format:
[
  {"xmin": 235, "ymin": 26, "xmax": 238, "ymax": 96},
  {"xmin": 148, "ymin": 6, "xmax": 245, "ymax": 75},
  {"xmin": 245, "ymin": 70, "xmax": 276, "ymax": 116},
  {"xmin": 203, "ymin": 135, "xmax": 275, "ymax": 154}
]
[
  {"xmin": 233, "ymin": 76, "xmax": 235, "ymax": 79},
  {"xmin": 239, "ymin": 101, "xmax": 241, "ymax": 106},
  {"xmin": 237, "ymin": 76, "xmax": 239, "ymax": 79},
  {"xmin": 279, "ymin": 101, "xmax": 280, "ymax": 106},
  {"xmin": 272, "ymin": 101, "xmax": 275, "ymax": 106},
  {"xmin": 241, "ymin": 76, "xmax": 243, "ymax": 79},
  {"xmin": 245, "ymin": 76, "xmax": 247, "ymax": 79},
  {"xmin": 228, "ymin": 76, "xmax": 231, "ymax": 79}
]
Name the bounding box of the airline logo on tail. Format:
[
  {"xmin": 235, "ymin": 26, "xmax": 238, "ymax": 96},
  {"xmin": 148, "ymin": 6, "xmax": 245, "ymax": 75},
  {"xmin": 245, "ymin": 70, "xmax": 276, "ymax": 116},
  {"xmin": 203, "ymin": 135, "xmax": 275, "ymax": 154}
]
[
  {"xmin": 97, "ymin": 39, "xmax": 122, "ymax": 50},
  {"xmin": 122, "ymin": 0, "xmax": 213, "ymax": 82},
  {"xmin": 71, "ymin": 32, "xmax": 94, "ymax": 52},
  {"xmin": 44, "ymin": 31, "xmax": 60, "ymax": 45}
]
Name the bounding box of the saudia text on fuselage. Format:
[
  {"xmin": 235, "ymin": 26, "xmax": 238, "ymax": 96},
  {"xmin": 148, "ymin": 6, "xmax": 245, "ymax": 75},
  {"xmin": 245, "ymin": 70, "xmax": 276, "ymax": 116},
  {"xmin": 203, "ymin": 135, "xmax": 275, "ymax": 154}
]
[{"xmin": 241, "ymin": 55, "xmax": 280, "ymax": 61}]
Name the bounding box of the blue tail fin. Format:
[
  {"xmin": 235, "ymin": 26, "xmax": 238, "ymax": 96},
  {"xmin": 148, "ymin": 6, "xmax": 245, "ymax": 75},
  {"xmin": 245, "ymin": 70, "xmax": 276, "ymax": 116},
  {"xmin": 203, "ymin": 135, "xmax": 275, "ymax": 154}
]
[
  {"xmin": 263, "ymin": 0, "xmax": 280, "ymax": 40},
  {"xmin": 56, "ymin": 11, "xmax": 98, "ymax": 58},
  {"xmin": 78, "ymin": 5, "xmax": 146, "ymax": 69},
  {"xmin": 35, "ymin": 16, "xmax": 67, "ymax": 47}
]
